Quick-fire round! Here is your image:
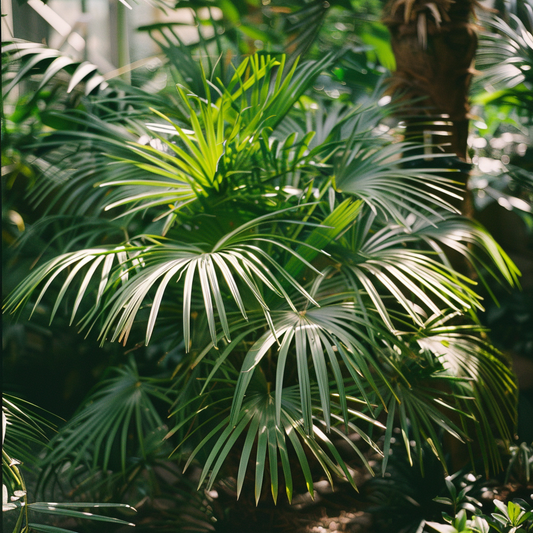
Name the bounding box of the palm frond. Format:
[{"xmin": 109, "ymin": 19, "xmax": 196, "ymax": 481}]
[
  {"xmin": 334, "ymin": 143, "xmax": 464, "ymax": 225},
  {"xmin": 225, "ymin": 296, "xmax": 409, "ymax": 436},
  {"xmin": 409, "ymin": 216, "xmax": 521, "ymax": 291},
  {"xmin": 17, "ymin": 53, "xmax": 334, "ymax": 226},
  {"xmin": 4, "ymin": 211, "xmax": 323, "ymax": 350},
  {"xmin": 417, "ymin": 316, "xmax": 517, "ymax": 472},
  {"xmin": 180, "ymin": 385, "xmax": 382, "ymax": 504},
  {"xmin": 2, "ymin": 395, "xmax": 56, "ymax": 466},
  {"xmin": 337, "ymin": 218, "xmax": 494, "ymax": 332},
  {"xmin": 274, "ymin": 0, "xmax": 332, "ymax": 58},
  {"xmin": 477, "ymin": 13, "xmax": 533, "ymax": 91},
  {"xmin": 137, "ymin": 12, "xmax": 229, "ymax": 98},
  {"xmin": 38, "ymin": 359, "xmax": 170, "ymax": 475},
  {"xmin": 2, "ymin": 41, "xmax": 108, "ymax": 97}
]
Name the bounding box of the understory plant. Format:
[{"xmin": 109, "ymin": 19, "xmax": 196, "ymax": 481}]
[
  {"xmin": 0, "ymin": 3, "xmax": 524, "ymax": 529},
  {"xmin": 426, "ymin": 499, "xmax": 533, "ymax": 533},
  {"xmin": 2, "ymin": 396, "xmax": 135, "ymax": 533}
]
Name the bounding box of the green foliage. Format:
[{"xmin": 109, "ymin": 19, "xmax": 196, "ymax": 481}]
[
  {"xmin": 475, "ymin": 9, "xmax": 533, "ymax": 124},
  {"xmin": 426, "ymin": 498, "xmax": 533, "ymax": 533},
  {"xmin": 2, "ymin": 399, "xmax": 136, "ymax": 533},
  {"xmin": 2, "ymin": 41, "xmax": 108, "ymax": 98},
  {"xmin": 1, "ymin": 1, "xmax": 527, "ymax": 530},
  {"xmin": 3, "ymin": 51, "xmax": 519, "ymax": 505},
  {"xmin": 505, "ymin": 442, "xmax": 533, "ymax": 485}
]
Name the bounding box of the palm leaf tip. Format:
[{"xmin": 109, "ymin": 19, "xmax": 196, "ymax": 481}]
[{"xmin": 185, "ymin": 390, "xmax": 368, "ymax": 504}]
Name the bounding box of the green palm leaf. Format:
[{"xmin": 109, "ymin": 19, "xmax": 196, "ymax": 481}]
[
  {"xmin": 181, "ymin": 386, "xmax": 383, "ymax": 504},
  {"xmin": 228, "ymin": 297, "xmax": 407, "ymax": 435},
  {"xmin": 334, "ymin": 144, "xmax": 464, "ymax": 225},
  {"xmin": 4, "ymin": 211, "xmax": 324, "ymax": 350},
  {"xmin": 410, "ymin": 216, "xmax": 521, "ymax": 291},
  {"xmin": 2, "ymin": 41, "xmax": 108, "ymax": 97},
  {"xmin": 2, "ymin": 396, "xmax": 56, "ymax": 466},
  {"xmin": 477, "ymin": 13, "xmax": 533, "ymax": 90},
  {"xmin": 337, "ymin": 219, "xmax": 489, "ymax": 332},
  {"xmin": 38, "ymin": 359, "xmax": 170, "ymax": 475},
  {"xmin": 413, "ymin": 317, "xmax": 517, "ymax": 471}
]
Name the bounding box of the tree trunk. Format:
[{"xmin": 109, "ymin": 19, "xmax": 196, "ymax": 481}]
[{"xmin": 383, "ymin": 0, "xmax": 478, "ymax": 215}]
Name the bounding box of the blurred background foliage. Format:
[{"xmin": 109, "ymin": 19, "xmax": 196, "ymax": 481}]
[{"xmin": 2, "ymin": 0, "xmax": 532, "ymax": 532}]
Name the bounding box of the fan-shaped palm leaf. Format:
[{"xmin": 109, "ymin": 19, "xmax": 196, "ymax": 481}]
[
  {"xmin": 2, "ymin": 41, "xmax": 108, "ymax": 97},
  {"xmin": 38, "ymin": 359, "xmax": 170, "ymax": 475},
  {"xmin": 2, "ymin": 398, "xmax": 137, "ymax": 533},
  {"xmin": 217, "ymin": 296, "xmax": 408, "ymax": 436},
  {"xmin": 4, "ymin": 210, "xmax": 323, "ymax": 350},
  {"xmin": 335, "ymin": 217, "xmax": 500, "ymax": 332},
  {"xmin": 180, "ymin": 385, "xmax": 383, "ymax": 505},
  {"xmin": 408, "ymin": 216, "xmax": 521, "ymax": 291},
  {"xmin": 19, "ymin": 53, "xmax": 335, "ymax": 226},
  {"xmin": 417, "ymin": 316, "xmax": 517, "ymax": 471},
  {"xmin": 334, "ymin": 143, "xmax": 464, "ymax": 225},
  {"xmin": 2, "ymin": 395, "xmax": 55, "ymax": 466},
  {"xmin": 477, "ymin": 13, "xmax": 533, "ymax": 91}
]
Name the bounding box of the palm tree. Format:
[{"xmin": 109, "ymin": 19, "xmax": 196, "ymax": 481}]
[{"xmin": 1, "ymin": 6, "xmax": 523, "ymax": 530}]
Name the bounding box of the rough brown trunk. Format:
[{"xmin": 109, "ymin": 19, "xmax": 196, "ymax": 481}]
[{"xmin": 383, "ymin": 0, "xmax": 478, "ymax": 215}]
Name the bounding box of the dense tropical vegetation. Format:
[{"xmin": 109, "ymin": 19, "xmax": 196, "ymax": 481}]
[{"xmin": 2, "ymin": 0, "xmax": 532, "ymax": 532}]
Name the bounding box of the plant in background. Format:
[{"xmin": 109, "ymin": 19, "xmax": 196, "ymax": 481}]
[
  {"xmin": 426, "ymin": 509, "xmax": 479, "ymax": 533},
  {"xmin": 363, "ymin": 434, "xmax": 489, "ymax": 533},
  {"xmin": 434, "ymin": 475, "xmax": 484, "ymax": 518},
  {"xmin": 505, "ymin": 442, "xmax": 533, "ymax": 486},
  {"xmin": 487, "ymin": 499, "xmax": 533, "ymax": 533},
  {"xmin": 363, "ymin": 432, "xmax": 533, "ymax": 533},
  {"xmin": 2, "ymin": 397, "xmax": 135, "ymax": 533},
  {"xmin": 425, "ymin": 499, "xmax": 533, "ymax": 533}
]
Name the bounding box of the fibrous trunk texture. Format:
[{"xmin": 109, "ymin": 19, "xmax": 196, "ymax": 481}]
[{"xmin": 383, "ymin": 0, "xmax": 479, "ymax": 214}]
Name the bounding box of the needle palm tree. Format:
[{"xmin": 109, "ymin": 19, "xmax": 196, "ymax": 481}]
[{"xmin": 2, "ymin": 44, "xmax": 520, "ymax": 520}]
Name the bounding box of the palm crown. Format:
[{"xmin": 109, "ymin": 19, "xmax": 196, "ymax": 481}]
[{"xmin": 3, "ymin": 49, "xmax": 520, "ymax": 507}]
